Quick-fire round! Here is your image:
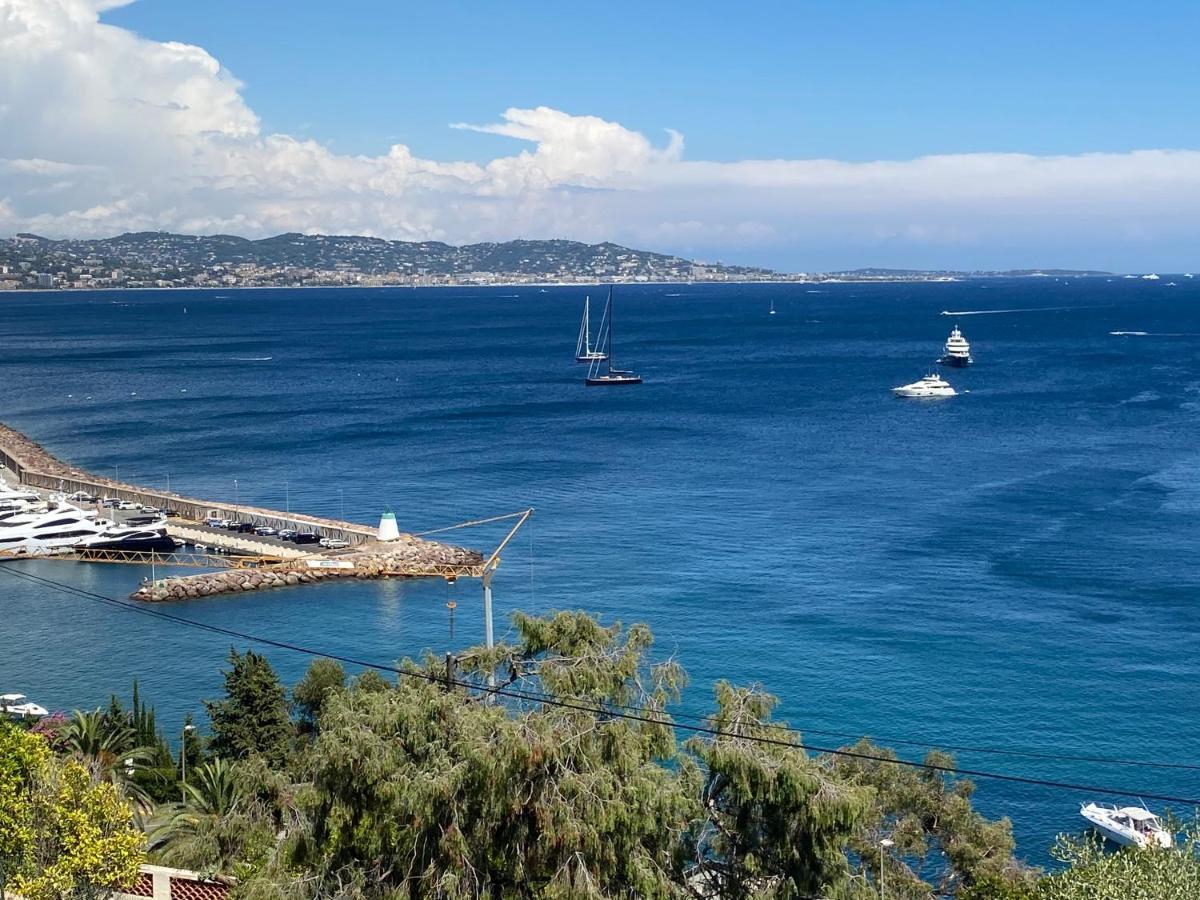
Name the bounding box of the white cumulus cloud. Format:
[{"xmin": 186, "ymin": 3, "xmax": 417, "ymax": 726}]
[{"xmin": 1, "ymin": 0, "xmax": 1199, "ymax": 269}]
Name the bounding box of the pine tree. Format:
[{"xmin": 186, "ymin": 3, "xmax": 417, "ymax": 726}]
[
  {"xmin": 204, "ymin": 649, "xmax": 292, "ymax": 768},
  {"xmin": 291, "ymin": 658, "xmax": 345, "ymax": 736}
]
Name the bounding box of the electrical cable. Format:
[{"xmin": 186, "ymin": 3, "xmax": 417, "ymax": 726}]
[{"xmin": 2, "ymin": 563, "xmax": 1198, "ymax": 806}]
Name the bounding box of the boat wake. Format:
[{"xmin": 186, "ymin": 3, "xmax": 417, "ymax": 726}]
[
  {"xmin": 1110, "ymin": 331, "xmax": 1200, "ymax": 337},
  {"xmin": 941, "ymin": 306, "xmax": 1089, "ymax": 316},
  {"xmin": 231, "ymin": 356, "xmax": 273, "ymax": 361}
]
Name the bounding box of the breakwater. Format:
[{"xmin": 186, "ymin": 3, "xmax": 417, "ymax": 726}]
[
  {"xmin": 0, "ymin": 422, "xmax": 485, "ymax": 601},
  {"xmin": 0, "ymin": 423, "xmax": 376, "ymax": 546},
  {"xmin": 131, "ymin": 534, "xmax": 484, "ymax": 602}
]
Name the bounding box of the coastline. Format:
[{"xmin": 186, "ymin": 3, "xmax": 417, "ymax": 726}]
[{"xmin": 0, "ymin": 275, "xmax": 1102, "ymax": 297}]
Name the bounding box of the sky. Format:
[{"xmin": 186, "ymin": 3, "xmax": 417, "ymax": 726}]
[{"xmin": 2, "ymin": 0, "xmax": 1199, "ymax": 270}]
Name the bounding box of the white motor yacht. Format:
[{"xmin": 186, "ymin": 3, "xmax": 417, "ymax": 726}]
[
  {"xmin": 892, "ymin": 374, "xmax": 957, "ymax": 399},
  {"xmin": 938, "ymin": 325, "xmax": 973, "ymax": 367},
  {"xmin": 0, "ymin": 693, "xmax": 49, "ymax": 719},
  {"xmin": 0, "ymin": 501, "xmax": 175, "ymax": 554},
  {"xmin": 0, "ymin": 481, "xmax": 46, "ymax": 511},
  {"xmin": 1080, "ymin": 802, "xmax": 1173, "ymax": 848}
]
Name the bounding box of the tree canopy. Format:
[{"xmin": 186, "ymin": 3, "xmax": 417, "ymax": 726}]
[
  {"xmin": 15, "ymin": 610, "xmax": 1200, "ymax": 899},
  {"xmin": 204, "ymin": 648, "xmax": 292, "ymax": 767},
  {"xmin": 0, "ymin": 722, "xmax": 143, "ymax": 900}
]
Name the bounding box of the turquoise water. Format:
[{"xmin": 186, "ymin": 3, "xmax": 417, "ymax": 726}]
[{"xmin": 1, "ymin": 279, "xmax": 1198, "ymax": 861}]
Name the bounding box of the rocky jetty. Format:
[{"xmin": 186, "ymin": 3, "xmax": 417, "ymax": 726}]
[{"xmin": 130, "ymin": 535, "xmax": 485, "ymax": 602}]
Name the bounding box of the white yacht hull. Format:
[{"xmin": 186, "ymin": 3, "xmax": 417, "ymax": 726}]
[
  {"xmin": 0, "ymin": 502, "xmax": 174, "ymax": 555},
  {"xmin": 892, "ymin": 387, "xmax": 956, "ymax": 398},
  {"xmin": 1080, "ymin": 803, "xmax": 1173, "ymax": 848}
]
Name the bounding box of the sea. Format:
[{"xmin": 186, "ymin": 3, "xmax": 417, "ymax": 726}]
[{"xmin": 1, "ymin": 278, "xmax": 1198, "ymax": 864}]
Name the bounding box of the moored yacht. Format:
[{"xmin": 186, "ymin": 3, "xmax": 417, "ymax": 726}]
[
  {"xmin": 586, "ymin": 288, "xmax": 642, "ymax": 386},
  {"xmin": 938, "ymin": 325, "xmax": 973, "ymax": 367},
  {"xmin": 892, "ymin": 374, "xmax": 957, "ymax": 399},
  {"xmin": 0, "ymin": 501, "xmax": 175, "ymax": 554},
  {"xmin": 0, "ymin": 481, "xmax": 46, "ymax": 511},
  {"xmin": 575, "ymin": 295, "xmax": 609, "ymax": 363},
  {"xmin": 1080, "ymin": 803, "xmax": 1173, "ymax": 848},
  {"xmin": 0, "ymin": 694, "xmax": 48, "ymax": 719}
]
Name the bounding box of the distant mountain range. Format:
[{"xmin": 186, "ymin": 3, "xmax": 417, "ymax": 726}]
[
  {"xmin": 1, "ymin": 232, "xmax": 778, "ymax": 289},
  {"xmin": 0, "ymin": 231, "xmax": 1126, "ymax": 291}
]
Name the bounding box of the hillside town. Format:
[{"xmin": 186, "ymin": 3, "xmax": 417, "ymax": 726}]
[{"xmin": 0, "ymin": 232, "xmax": 789, "ymax": 290}]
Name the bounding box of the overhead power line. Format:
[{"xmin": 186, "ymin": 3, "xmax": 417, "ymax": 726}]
[{"xmin": 2, "ymin": 564, "xmax": 1198, "ymax": 806}]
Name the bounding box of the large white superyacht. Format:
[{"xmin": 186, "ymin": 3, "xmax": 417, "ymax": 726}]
[
  {"xmin": 938, "ymin": 325, "xmax": 973, "ymax": 367},
  {"xmin": 0, "ymin": 483, "xmax": 175, "ymax": 554}
]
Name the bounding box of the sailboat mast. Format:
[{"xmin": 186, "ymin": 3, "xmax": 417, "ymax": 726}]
[
  {"xmin": 606, "ymin": 286, "xmax": 614, "ymax": 374},
  {"xmin": 576, "ymin": 296, "xmax": 590, "ymax": 359}
]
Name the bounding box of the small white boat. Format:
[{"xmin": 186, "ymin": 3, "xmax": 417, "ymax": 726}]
[
  {"xmin": 769, "ymin": 299, "xmax": 777, "ymax": 316},
  {"xmin": 1080, "ymin": 802, "xmax": 1173, "ymax": 848},
  {"xmin": 892, "ymin": 374, "xmax": 957, "ymax": 399},
  {"xmin": 1, "ymin": 693, "xmax": 49, "ymax": 719}
]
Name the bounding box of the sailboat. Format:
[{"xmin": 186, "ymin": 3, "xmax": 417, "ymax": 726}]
[
  {"xmin": 586, "ymin": 288, "xmax": 642, "ymax": 386},
  {"xmin": 769, "ymin": 299, "xmax": 777, "ymax": 316},
  {"xmin": 575, "ymin": 295, "xmax": 608, "ymax": 363}
]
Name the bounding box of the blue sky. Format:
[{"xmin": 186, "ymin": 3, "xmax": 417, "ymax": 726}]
[
  {"xmin": 104, "ymin": 0, "xmax": 1200, "ymax": 164},
  {"xmin": 3, "ymin": 0, "xmax": 1199, "ymax": 269}
]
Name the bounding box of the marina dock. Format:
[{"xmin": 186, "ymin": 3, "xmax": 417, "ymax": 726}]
[
  {"xmin": 0, "ymin": 423, "xmax": 518, "ymax": 603},
  {"xmin": 0, "ymin": 423, "xmax": 375, "ymax": 549}
]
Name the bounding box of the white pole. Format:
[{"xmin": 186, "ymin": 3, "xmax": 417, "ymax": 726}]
[
  {"xmin": 482, "ymin": 570, "xmax": 495, "ymax": 690},
  {"xmin": 180, "ymin": 723, "xmax": 194, "ymax": 802},
  {"xmin": 879, "ymin": 838, "xmax": 894, "ymax": 898}
]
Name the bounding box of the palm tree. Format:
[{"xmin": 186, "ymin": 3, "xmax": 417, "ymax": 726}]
[
  {"xmin": 147, "ymin": 759, "xmax": 248, "ymax": 871},
  {"xmin": 63, "ymin": 709, "xmax": 154, "ymax": 808},
  {"xmin": 182, "ymin": 758, "xmax": 243, "ymax": 818}
]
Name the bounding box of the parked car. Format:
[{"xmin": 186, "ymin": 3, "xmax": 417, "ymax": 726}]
[
  {"xmin": 141, "ymin": 506, "xmax": 160, "ymax": 514},
  {"xmin": 319, "ymin": 538, "xmax": 349, "ymax": 550},
  {"xmin": 164, "ymin": 510, "xmax": 182, "ymax": 518},
  {"xmin": 292, "ymin": 532, "xmax": 320, "ymax": 545},
  {"xmin": 235, "ymin": 522, "xmax": 257, "ymax": 533},
  {"xmin": 204, "ymin": 516, "xmax": 224, "ymax": 527},
  {"xmin": 278, "ymin": 529, "xmax": 298, "ymax": 541},
  {"xmin": 102, "ymin": 498, "xmax": 120, "ymax": 508},
  {"xmin": 254, "ymin": 526, "xmax": 278, "ymax": 536},
  {"xmin": 117, "ymin": 500, "xmax": 137, "ymax": 510}
]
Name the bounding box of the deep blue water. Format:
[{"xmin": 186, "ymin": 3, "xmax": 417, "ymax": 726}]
[{"xmin": 2, "ymin": 279, "xmax": 1198, "ymax": 863}]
